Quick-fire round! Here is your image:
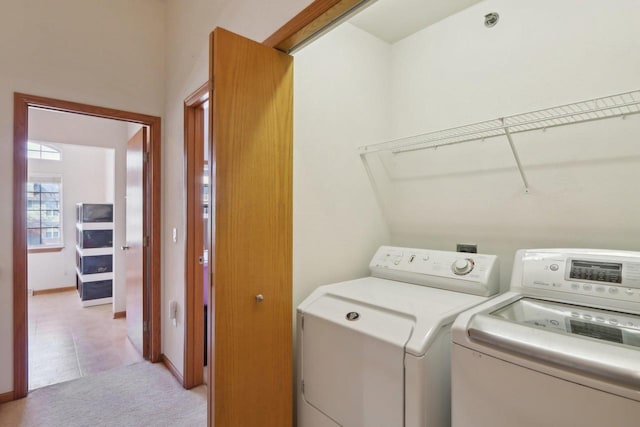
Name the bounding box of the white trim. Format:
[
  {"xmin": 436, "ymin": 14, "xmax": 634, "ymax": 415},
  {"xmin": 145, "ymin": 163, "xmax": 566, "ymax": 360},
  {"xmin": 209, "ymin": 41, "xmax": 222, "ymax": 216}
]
[
  {"xmin": 76, "ymin": 245, "xmax": 113, "ymax": 256},
  {"xmin": 76, "ymin": 222, "xmax": 114, "ymax": 231},
  {"xmin": 81, "ymin": 297, "xmax": 112, "ymax": 307},
  {"xmin": 28, "ymin": 244, "xmax": 65, "ymax": 251},
  {"xmin": 75, "ymin": 269, "xmax": 113, "ymax": 282}
]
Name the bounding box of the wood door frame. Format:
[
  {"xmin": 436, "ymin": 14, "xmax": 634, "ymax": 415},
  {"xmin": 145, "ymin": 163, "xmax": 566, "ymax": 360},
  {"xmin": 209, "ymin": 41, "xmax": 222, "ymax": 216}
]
[
  {"xmin": 183, "ymin": 81, "xmax": 210, "ymax": 389},
  {"xmin": 12, "ymin": 92, "xmax": 162, "ymax": 400},
  {"xmin": 263, "ymin": 0, "xmax": 369, "ymax": 52}
]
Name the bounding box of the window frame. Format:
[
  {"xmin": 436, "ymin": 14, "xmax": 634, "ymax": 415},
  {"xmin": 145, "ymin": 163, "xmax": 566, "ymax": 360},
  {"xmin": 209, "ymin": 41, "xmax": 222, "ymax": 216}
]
[
  {"xmin": 26, "ymin": 174, "xmax": 64, "ymax": 251},
  {"xmin": 27, "ymin": 141, "xmax": 62, "ymax": 161}
]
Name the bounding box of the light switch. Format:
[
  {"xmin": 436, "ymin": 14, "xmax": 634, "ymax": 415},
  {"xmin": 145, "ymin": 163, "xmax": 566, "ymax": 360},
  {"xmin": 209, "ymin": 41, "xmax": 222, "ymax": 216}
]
[{"xmin": 170, "ymin": 300, "xmax": 178, "ymax": 327}]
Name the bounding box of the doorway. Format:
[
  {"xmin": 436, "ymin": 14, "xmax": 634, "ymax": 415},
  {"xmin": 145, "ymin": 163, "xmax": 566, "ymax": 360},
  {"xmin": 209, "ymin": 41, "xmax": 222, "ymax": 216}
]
[
  {"xmin": 25, "ymin": 130, "xmax": 143, "ymax": 389},
  {"xmin": 183, "ymin": 82, "xmax": 210, "ymax": 389},
  {"xmin": 13, "ymin": 93, "xmax": 162, "ymax": 399}
]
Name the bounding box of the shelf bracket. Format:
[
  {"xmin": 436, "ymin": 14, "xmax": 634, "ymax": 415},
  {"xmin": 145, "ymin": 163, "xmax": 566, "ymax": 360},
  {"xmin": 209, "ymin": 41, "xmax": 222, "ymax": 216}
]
[
  {"xmin": 502, "ymin": 118, "xmax": 530, "ymax": 193},
  {"xmin": 359, "ymin": 152, "xmax": 392, "ymax": 225}
]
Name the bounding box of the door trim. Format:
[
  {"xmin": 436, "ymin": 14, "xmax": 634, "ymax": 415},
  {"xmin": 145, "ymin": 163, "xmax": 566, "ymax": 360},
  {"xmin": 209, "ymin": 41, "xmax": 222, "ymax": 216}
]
[
  {"xmin": 183, "ymin": 81, "xmax": 210, "ymax": 389},
  {"xmin": 12, "ymin": 92, "xmax": 162, "ymax": 400},
  {"xmin": 263, "ymin": 0, "xmax": 368, "ymax": 52}
]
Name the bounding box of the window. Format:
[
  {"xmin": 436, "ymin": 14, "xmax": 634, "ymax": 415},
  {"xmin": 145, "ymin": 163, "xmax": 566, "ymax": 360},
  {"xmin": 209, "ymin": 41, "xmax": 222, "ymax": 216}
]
[
  {"xmin": 27, "ymin": 141, "xmax": 61, "ymax": 161},
  {"xmin": 27, "ymin": 176, "xmax": 63, "ymax": 247}
]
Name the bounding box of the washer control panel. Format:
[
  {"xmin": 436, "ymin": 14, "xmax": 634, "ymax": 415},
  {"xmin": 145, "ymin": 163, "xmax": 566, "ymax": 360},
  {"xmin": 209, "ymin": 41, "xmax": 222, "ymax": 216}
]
[
  {"xmin": 521, "ymin": 249, "xmax": 640, "ymax": 303},
  {"xmin": 369, "ymin": 246, "xmax": 499, "ymax": 296}
]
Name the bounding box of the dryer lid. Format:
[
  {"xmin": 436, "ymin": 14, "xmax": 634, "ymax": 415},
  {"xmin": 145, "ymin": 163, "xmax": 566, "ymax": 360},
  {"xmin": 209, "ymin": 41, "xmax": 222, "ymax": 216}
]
[
  {"xmin": 298, "ymin": 277, "xmax": 487, "ymax": 356},
  {"xmin": 301, "ymin": 294, "xmax": 413, "ymax": 426}
]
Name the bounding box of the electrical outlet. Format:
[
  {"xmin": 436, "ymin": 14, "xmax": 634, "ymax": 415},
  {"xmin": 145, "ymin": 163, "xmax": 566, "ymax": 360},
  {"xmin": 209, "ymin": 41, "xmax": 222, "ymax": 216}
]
[{"xmin": 457, "ymin": 243, "xmax": 478, "ymax": 254}]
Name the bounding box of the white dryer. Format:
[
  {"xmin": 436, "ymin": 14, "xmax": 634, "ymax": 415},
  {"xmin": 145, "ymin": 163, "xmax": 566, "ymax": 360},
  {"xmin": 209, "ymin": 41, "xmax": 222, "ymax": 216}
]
[
  {"xmin": 297, "ymin": 246, "xmax": 500, "ymax": 427},
  {"xmin": 451, "ymin": 249, "xmax": 640, "ymax": 427}
]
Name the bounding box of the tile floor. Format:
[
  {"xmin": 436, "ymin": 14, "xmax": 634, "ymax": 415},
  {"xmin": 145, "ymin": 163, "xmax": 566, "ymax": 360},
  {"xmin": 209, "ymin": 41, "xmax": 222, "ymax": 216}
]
[{"xmin": 28, "ymin": 290, "xmax": 143, "ymax": 390}]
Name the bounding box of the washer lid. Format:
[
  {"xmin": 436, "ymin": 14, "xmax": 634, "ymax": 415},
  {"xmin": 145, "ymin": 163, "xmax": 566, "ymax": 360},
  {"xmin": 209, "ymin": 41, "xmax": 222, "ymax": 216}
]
[
  {"xmin": 468, "ymin": 297, "xmax": 640, "ymax": 389},
  {"xmin": 492, "ymin": 298, "xmax": 640, "ymax": 348}
]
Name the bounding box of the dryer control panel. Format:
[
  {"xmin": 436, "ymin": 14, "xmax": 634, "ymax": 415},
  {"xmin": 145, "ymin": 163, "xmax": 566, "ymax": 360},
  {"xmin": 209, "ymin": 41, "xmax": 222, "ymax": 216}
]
[
  {"xmin": 520, "ymin": 249, "xmax": 640, "ymax": 303},
  {"xmin": 369, "ymin": 246, "xmax": 500, "ymax": 297}
]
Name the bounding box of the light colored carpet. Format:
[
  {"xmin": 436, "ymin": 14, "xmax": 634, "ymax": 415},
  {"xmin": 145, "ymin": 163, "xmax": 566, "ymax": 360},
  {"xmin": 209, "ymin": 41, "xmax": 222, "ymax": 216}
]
[{"xmin": 0, "ymin": 362, "xmax": 207, "ymax": 427}]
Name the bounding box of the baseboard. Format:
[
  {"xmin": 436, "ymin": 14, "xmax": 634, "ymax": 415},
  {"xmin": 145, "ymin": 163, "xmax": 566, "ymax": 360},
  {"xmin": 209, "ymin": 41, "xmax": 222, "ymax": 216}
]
[
  {"xmin": 161, "ymin": 354, "xmax": 184, "ymax": 386},
  {"xmin": 0, "ymin": 390, "xmax": 14, "ymax": 403},
  {"xmin": 32, "ymin": 286, "xmax": 76, "ymax": 296},
  {"xmin": 113, "ymin": 311, "xmax": 126, "ymax": 319}
]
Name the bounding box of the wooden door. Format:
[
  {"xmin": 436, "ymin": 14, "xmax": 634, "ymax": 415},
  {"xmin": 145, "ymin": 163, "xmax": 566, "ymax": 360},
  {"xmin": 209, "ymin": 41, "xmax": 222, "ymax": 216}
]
[
  {"xmin": 209, "ymin": 28, "xmax": 293, "ymax": 427},
  {"xmin": 125, "ymin": 127, "xmax": 148, "ymax": 358}
]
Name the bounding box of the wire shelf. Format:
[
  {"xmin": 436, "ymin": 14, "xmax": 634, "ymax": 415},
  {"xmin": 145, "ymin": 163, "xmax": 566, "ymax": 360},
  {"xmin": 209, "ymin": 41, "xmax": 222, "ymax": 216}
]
[{"xmin": 358, "ymin": 90, "xmax": 640, "ymax": 155}]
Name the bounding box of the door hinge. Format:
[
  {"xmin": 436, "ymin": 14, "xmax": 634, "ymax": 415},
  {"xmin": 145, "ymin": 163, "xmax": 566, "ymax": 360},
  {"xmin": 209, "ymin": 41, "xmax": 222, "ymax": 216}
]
[
  {"xmin": 144, "ymin": 236, "xmax": 150, "ymax": 247},
  {"xmin": 301, "ymin": 316, "xmax": 304, "ymax": 330},
  {"xmin": 301, "ymin": 380, "xmax": 305, "ymax": 394},
  {"xmin": 143, "ymin": 152, "xmax": 150, "ymax": 162},
  {"xmin": 143, "ymin": 321, "xmax": 149, "ymax": 332}
]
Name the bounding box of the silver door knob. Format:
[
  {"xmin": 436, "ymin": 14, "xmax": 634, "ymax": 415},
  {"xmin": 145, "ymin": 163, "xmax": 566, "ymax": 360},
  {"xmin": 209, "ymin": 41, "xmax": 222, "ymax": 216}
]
[
  {"xmin": 255, "ymin": 294, "xmax": 264, "ymax": 303},
  {"xmin": 121, "ymin": 245, "xmax": 130, "ymax": 251}
]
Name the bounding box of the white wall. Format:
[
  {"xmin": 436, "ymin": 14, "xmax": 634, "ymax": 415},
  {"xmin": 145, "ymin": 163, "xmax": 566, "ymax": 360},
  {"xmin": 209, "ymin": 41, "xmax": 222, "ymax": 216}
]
[
  {"xmin": 0, "ymin": 0, "xmax": 164, "ymax": 392},
  {"xmin": 161, "ymin": 0, "xmax": 389, "ymax": 377},
  {"xmin": 28, "ymin": 109, "xmax": 128, "ymax": 311},
  {"xmin": 362, "ymin": 0, "xmax": 640, "ymax": 286},
  {"xmin": 291, "ymin": 23, "xmax": 392, "ymax": 420},
  {"xmin": 162, "ymin": 0, "xmax": 315, "ymax": 375},
  {"xmin": 126, "ymin": 123, "xmax": 143, "ymax": 140},
  {"xmin": 293, "ymin": 22, "xmax": 391, "ymax": 318},
  {"xmin": 28, "ymin": 143, "xmax": 113, "ymax": 292},
  {"xmin": 105, "ymin": 150, "xmax": 116, "ymax": 203}
]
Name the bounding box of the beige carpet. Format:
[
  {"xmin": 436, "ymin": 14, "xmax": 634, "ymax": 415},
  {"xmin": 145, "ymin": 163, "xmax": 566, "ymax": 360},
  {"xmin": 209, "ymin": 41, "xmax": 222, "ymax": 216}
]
[{"xmin": 0, "ymin": 362, "xmax": 206, "ymax": 426}]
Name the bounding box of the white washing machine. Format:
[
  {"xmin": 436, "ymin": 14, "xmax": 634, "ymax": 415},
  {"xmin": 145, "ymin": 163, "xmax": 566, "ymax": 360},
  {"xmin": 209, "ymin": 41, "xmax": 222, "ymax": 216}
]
[
  {"xmin": 451, "ymin": 249, "xmax": 640, "ymax": 427},
  {"xmin": 297, "ymin": 245, "xmax": 500, "ymax": 427}
]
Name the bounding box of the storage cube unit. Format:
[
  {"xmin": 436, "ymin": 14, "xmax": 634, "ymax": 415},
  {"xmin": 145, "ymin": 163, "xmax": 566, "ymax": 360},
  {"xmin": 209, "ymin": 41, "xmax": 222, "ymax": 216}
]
[
  {"xmin": 76, "ymin": 228, "xmax": 113, "ymax": 249},
  {"xmin": 76, "ymin": 252, "xmax": 113, "ymax": 275},
  {"xmin": 76, "ymin": 203, "xmax": 113, "ymax": 223},
  {"xmin": 76, "ymin": 203, "xmax": 114, "ymax": 307},
  {"xmin": 77, "ymin": 276, "xmax": 113, "ymax": 301}
]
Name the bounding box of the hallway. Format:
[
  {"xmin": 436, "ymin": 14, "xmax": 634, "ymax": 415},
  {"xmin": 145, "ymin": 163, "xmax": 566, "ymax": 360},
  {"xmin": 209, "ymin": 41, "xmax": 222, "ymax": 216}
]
[{"xmin": 0, "ymin": 362, "xmax": 206, "ymax": 426}]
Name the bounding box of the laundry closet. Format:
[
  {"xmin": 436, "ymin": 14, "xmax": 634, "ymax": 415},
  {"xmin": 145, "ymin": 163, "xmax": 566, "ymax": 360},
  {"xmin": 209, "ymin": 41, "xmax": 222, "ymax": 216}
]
[{"xmin": 293, "ymin": 0, "xmax": 640, "ymax": 301}]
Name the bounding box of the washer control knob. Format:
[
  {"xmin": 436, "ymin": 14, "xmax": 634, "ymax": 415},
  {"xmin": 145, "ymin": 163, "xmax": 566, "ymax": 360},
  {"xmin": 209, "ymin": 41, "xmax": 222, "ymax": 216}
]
[{"xmin": 452, "ymin": 258, "xmax": 474, "ymax": 275}]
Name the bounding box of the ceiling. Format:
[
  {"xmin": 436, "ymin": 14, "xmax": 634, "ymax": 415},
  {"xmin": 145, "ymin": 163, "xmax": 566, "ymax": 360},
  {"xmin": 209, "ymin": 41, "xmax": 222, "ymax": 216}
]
[{"xmin": 349, "ymin": 0, "xmax": 484, "ymax": 43}]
